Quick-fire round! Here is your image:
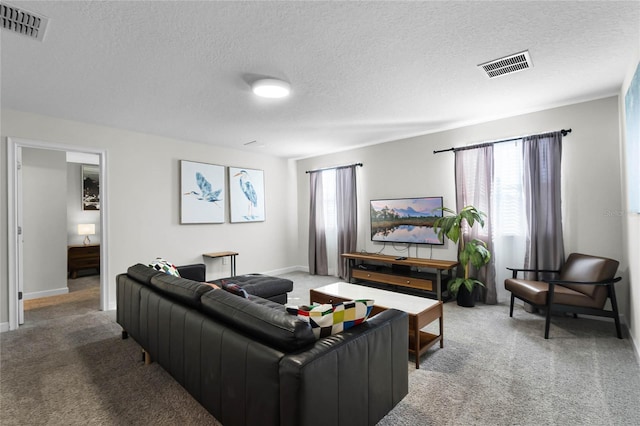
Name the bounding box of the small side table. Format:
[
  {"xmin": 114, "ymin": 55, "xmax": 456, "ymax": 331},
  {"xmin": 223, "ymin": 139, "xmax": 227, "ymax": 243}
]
[{"xmin": 202, "ymin": 251, "xmax": 238, "ymax": 276}]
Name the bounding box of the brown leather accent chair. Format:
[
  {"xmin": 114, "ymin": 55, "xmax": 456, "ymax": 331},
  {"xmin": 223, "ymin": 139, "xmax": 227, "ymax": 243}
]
[{"xmin": 504, "ymin": 253, "xmax": 622, "ymax": 339}]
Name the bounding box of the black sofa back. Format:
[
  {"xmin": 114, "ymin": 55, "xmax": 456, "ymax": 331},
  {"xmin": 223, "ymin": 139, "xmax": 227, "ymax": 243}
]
[
  {"xmin": 117, "ymin": 264, "xmax": 409, "ymax": 426},
  {"xmin": 201, "ymin": 289, "xmax": 316, "ymax": 352}
]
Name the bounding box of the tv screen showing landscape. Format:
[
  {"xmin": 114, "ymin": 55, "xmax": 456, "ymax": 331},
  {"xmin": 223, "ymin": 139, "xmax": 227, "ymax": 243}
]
[{"xmin": 370, "ymin": 196, "xmax": 444, "ymax": 245}]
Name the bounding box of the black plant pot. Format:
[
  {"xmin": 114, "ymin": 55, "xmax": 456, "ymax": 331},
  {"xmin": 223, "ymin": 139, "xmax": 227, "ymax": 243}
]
[{"xmin": 456, "ymin": 285, "xmax": 478, "ymax": 307}]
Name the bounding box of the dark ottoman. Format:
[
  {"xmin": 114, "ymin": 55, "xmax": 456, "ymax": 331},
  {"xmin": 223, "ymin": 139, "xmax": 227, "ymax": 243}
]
[{"xmin": 209, "ymin": 273, "xmax": 293, "ymax": 304}]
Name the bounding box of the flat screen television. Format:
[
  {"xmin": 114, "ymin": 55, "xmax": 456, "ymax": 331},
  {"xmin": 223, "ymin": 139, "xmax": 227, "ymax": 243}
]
[{"xmin": 370, "ymin": 196, "xmax": 444, "ymax": 245}]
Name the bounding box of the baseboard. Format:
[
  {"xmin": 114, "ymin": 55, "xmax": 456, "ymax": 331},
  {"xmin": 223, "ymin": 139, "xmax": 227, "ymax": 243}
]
[
  {"xmin": 627, "ymin": 334, "xmax": 640, "ymax": 366},
  {"xmin": 261, "ymin": 265, "xmax": 308, "ymax": 276},
  {"xmin": 619, "ymin": 311, "xmax": 640, "ymax": 366},
  {"xmin": 571, "ymin": 313, "xmax": 640, "ymax": 367},
  {"xmin": 24, "ymin": 287, "xmax": 69, "ymax": 300},
  {"xmin": 0, "ymin": 322, "xmax": 9, "ymax": 333}
]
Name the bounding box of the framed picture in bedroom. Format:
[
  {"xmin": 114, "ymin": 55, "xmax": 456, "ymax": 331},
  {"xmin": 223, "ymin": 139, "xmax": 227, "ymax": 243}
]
[
  {"xmin": 229, "ymin": 167, "xmax": 265, "ymax": 223},
  {"xmin": 82, "ymin": 165, "xmax": 100, "ymax": 210},
  {"xmin": 180, "ymin": 160, "xmax": 225, "ymax": 224}
]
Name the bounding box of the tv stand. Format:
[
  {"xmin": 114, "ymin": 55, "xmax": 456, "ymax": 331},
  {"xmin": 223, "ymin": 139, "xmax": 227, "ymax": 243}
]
[{"xmin": 341, "ymin": 252, "xmax": 458, "ymax": 301}]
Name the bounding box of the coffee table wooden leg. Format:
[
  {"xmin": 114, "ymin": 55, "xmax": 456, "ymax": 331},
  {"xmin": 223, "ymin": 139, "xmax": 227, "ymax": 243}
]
[
  {"xmin": 414, "ymin": 316, "xmax": 420, "ymax": 369},
  {"xmin": 143, "ymin": 349, "xmax": 152, "ymax": 365},
  {"xmin": 439, "ymin": 315, "xmax": 444, "ymax": 348}
]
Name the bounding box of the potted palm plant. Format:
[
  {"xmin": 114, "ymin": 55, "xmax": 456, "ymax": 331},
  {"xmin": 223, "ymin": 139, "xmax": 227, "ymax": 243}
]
[{"xmin": 433, "ymin": 205, "xmax": 491, "ymax": 307}]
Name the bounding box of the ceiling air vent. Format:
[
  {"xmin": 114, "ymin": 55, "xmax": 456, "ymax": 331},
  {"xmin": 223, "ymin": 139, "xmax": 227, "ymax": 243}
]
[
  {"xmin": 1, "ymin": 2, "xmax": 49, "ymax": 41},
  {"xmin": 478, "ymin": 50, "xmax": 532, "ymax": 79}
]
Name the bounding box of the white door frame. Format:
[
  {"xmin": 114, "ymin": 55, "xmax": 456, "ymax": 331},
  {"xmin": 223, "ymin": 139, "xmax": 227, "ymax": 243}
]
[
  {"xmin": 7, "ymin": 137, "xmax": 109, "ymax": 331},
  {"xmin": 15, "ymin": 145, "xmax": 24, "ymax": 324}
]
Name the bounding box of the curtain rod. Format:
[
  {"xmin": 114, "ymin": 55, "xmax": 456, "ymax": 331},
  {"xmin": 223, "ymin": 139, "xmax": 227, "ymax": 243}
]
[
  {"xmin": 433, "ymin": 128, "xmax": 572, "ymax": 154},
  {"xmin": 305, "ymin": 162, "xmax": 363, "ymax": 174}
]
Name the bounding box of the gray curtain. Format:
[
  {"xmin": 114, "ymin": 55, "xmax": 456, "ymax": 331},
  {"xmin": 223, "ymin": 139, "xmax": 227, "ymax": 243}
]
[
  {"xmin": 455, "ymin": 144, "xmax": 497, "ymax": 304},
  {"xmin": 308, "ymin": 171, "xmax": 328, "ymax": 275},
  {"xmin": 522, "ymin": 131, "xmax": 565, "ymax": 280},
  {"xmin": 336, "ymin": 166, "xmax": 358, "ymax": 280}
]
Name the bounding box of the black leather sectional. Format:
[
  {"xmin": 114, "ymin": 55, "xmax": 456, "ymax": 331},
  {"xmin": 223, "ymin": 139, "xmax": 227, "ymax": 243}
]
[{"xmin": 116, "ymin": 264, "xmax": 409, "ymax": 426}]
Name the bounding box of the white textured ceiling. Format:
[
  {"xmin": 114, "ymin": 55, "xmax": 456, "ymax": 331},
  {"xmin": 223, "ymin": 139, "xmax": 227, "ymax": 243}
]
[{"xmin": 2, "ymin": 1, "xmax": 639, "ymax": 159}]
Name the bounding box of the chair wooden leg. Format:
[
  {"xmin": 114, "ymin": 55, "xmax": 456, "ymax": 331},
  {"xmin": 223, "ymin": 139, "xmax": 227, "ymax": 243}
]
[
  {"xmin": 608, "ymin": 284, "xmax": 623, "ymax": 339},
  {"xmin": 544, "ymin": 284, "xmax": 555, "ymax": 339},
  {"xmin": 509, "ymin": 294, "xmax": 515, "ymax": 317},
  {"xmin": 544, "ymin": 308, "xmax": 552, "ymax": 339}
]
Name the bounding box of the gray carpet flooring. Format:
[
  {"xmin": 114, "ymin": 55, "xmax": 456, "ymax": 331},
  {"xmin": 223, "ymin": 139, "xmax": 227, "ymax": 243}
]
[{"xmin": 2, "ymin": 271, "xmax": 639, "ymax": 425}]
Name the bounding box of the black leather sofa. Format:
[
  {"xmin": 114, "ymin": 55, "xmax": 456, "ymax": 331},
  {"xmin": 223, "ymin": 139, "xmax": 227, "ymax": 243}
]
[
  {"xmin": 116, "ymin": 264, "xmax": 409, "ymax": 426},
  {"xmin": 177, "ymin": 263, "xmax": 293, "ymax": 304}
]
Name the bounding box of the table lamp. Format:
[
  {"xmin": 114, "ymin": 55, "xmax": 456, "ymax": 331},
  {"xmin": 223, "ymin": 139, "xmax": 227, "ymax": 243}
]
[{"xmin": 78, "ymin": 223, "xmax": 95, "ymax": 246}]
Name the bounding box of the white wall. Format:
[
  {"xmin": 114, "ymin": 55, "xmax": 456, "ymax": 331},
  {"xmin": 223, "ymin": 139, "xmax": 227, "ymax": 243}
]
[
  {"xmin": 620, "ymin": 50, "xmax": 640, "ymax": 355},
  {"xmin": 22, "ymin": 148, "xmax": 68, "ymax": 297},
  {"xmin": 1, "ymin": 109, "xmax": 298, "ymax": 321},
  {"xmin": 0, "ymin": 95, "xmax": 630, "ymax": 333},
  {"xmin": 1, "ymin": 135, "xmax": 7, "ymax": 330},
  {"xmin": 67, "ymin": 163, "xmax": 101, "ymax": 245},
  {"xmin": 296, "ymin": 133, "xmax": 459, "ymax": 265},
  {"xmin": 296, "ymin": 96, "xmax": 626, "ymax": 311}
]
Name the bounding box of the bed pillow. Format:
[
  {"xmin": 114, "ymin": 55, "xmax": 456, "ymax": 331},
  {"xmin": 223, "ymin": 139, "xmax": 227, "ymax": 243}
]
[
  {"xmin": 149, "ymin": 258, "xmax": 180, "ymax": 277},
  {"xmin": 286, "ymin": 299, "xmax": 374, "ymax": 339}
]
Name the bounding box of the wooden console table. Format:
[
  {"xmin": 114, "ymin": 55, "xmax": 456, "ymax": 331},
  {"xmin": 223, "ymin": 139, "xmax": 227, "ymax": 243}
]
[
  {"xmin": 342, "ymin": 252, "xmax": 458, "ymax": 301},
  {"xmin": 68, "ymin": 244, "xmax": 100, "ymax": 279},
  {"xmin": 203, "ymin": 251, "xmax": 238, "ymax": 276}
]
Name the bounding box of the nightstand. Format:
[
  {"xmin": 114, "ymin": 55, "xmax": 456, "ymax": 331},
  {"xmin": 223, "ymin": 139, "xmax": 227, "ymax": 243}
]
[{"xmin": 68, "ymin": 244, "xmax": 100, "ymax": 278}]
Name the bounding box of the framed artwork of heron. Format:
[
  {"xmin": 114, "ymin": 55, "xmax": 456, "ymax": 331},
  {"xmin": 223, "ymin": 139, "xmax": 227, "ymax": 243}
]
[
  {"xmin": 229, "ymin": 166, "xmax": 265, "ymax": 223},
  {"xmin": 180, "ymin": 160, "xmax": 225, "ymax": 224}
]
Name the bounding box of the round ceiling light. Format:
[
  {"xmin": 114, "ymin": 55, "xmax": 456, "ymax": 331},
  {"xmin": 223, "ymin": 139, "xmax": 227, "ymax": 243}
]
[{"xmin": 251, "ymin": 78, "xmax": 291, "ymax": 98}]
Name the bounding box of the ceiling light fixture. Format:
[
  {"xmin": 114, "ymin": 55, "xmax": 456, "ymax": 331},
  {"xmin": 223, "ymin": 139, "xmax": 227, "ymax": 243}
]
[{"xmin": 251, "ymin": 78, "xmax": 291, "ymax": 98}]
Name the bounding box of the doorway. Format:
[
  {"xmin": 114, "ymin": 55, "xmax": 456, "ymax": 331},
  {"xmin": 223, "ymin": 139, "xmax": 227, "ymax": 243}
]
[{"xmin": 7, "ymin": 137, "xmax": 109, "ymax": 331}]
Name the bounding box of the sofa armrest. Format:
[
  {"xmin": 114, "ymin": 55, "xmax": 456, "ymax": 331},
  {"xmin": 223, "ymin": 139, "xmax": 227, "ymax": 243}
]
[
  {"xmin": 116, "ymin": 273, "xmax": 143, "ymax": 342},
  {"xmin": 177, "ymin": 263, "xmax": 206, "ymax": 282},
  {"xmin": 279, "ymin": 309, "xmax": 409, "ymax": 426}
]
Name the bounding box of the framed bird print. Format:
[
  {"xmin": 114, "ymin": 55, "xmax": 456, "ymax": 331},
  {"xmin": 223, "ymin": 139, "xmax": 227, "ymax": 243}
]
[
  {"xmin": 180, "ymin": 160, "xmax": 225, "ymax": 224},
  {"xmin": 229, "ymin": 166, "xmax": 265, "ymax": 223}
]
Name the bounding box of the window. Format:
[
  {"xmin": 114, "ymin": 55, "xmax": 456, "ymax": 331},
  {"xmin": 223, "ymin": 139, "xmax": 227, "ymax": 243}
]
[
  {"xmin": 321, "ymin": 169, "xmax": 338, "ymax": 275},
  {"xmin": 492, "ymin": 140, "xmax": 527, "ymax": 300}
]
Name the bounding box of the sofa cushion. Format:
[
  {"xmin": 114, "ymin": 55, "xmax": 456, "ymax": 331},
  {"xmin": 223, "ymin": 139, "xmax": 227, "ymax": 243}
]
[
  {"xmin": 287, "ymin": 300, "xmax": 374, "ymax": 339},
  {"xmin": 504, "ymin": 279, "xmax": 549, "ymax": 305},
  {"xmin": 149, "ymin": 273, "xmax": 213, "ymax": 309},
  {"xmin": 209, "ymin": 274, "xmax": 293, "ymax": 299},
  {"xmin": 248, "ymin": 294, "xmax": 286, "ymax": 310},
  {"xmin": 127, "ymin": 263, "xmax": 162, "ymax": 285},
  {"xmin": 202, "ymin": 282, "xmax": 221, "ymax": 290},
  {"xmin": 201, "ymin": 289, "xmax": 315, "ymax": 352},
  {"xmin": 149, "ymin": 258, "xmax": 180, "ymax": 277},
  {"xmin": 504, "ymin": 278, "xmax": 605, "ymax": 308},
  {"xmin": 559, "ymin": 253, "xmax": 618, "ymax": 305}
]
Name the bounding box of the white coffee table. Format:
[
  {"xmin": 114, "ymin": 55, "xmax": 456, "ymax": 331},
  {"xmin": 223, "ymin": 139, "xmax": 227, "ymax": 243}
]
[{"xmin": 310, "ymin": 282, "xmax": 443, "ymax": 369}]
